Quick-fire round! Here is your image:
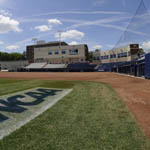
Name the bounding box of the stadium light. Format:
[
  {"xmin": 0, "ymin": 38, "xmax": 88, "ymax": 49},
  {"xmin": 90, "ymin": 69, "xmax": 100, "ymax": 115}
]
[
  {"xmin": 32, "ymin": 38, "xmax": 37, "ymax": 45},
  {"xmin": 57, "ymin": 30, "xmax": 63, "ymax": 48}
]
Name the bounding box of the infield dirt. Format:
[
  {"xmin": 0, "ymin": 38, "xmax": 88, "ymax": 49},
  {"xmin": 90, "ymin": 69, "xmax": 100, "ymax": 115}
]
[{"xmin": 0, "ymin": 72, "xmax": 150, "ymax": 138}]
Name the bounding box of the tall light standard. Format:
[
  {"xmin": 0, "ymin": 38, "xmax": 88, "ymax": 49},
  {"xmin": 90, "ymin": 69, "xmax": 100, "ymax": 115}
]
[
  {"xmin": 32, "ymin": 38, "xmax": 37, "ymax": 45},
  {"xmin": 57, "ymin": 30, "xmax": 64, "ymax": 64},
  {"xmin": 57, "ymin": 30, "xmax": 63, "ymax": 48}
]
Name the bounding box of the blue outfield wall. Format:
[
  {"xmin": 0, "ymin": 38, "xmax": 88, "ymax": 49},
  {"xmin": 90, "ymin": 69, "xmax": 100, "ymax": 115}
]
[
  {"xmin": 145, "ymin": 53, "xmax": 150, "ymax": 79},
  {"xmin": 98, "ymin": 53, "xmax": 150, "ymax": 79}
]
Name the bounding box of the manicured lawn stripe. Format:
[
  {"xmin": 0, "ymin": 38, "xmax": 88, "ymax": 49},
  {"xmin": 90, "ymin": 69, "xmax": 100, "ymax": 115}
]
[{"xmin": 0, "ymin": 80, "xmax": 149, "ymax": 150}]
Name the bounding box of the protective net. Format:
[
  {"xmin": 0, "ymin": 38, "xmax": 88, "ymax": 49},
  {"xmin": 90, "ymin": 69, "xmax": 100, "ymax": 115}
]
[{"xmin": 114, "ymin": 0, "xmax": 150, "ymax": 51}]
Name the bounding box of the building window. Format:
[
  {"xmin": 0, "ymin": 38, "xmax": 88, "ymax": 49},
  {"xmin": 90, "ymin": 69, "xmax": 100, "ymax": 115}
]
[
  {"xmin": 69, "ymin": 49, "xmax": 78, "ymax": 55},
  {"xmin": 101, "ymin": 55, "xmax": 109, "ymax": 60},
  {"xmin": 128, "ymin": 52, "xmax": 131, "ymax": 56},
  {"xmin": 117, "ymin": 53, "xmax": 121, "ymax": 58},
  {"xmin": 48, "ymin": 50, "xmax": 52, "ymax": 55},
  {"xmin": 110, "ymin": 54, "xmax": 116, "ymax": 59},
  {"xmin": 97, "ymin": 56, "xmax": 100, "ymax": 60},
  {"xmin": 117, "ymin": 52, "xmax": 128, "ymax": 58},
  {"xmin": 123, "ymin": 52, "xmax": 127, "ymax": 57},
  {"xmin": 104, "ymin": 55, "xmax": 109, "ymax": 59},
  {"xmin": 120, "ymin": 53, "xmax": 124, "ymax": 57},
  {"xmin": 62, "ymin": 50, "xmax": 66, "ymax": 54},
  {"xmin": 55, "ymin": 50, "xmax": 59, "ymax": 55}
]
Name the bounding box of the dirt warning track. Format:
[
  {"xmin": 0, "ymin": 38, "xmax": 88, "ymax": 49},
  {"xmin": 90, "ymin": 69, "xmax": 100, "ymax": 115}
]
[{"xmin": 0, "ymin": 72, "xmax": 150, "ymax": 138}]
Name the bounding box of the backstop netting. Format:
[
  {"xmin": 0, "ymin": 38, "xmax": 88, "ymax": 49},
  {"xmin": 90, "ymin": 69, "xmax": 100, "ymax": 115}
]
[{"xmin": 113, "ymin": 0, "xmax": 150, "ymax": 52}]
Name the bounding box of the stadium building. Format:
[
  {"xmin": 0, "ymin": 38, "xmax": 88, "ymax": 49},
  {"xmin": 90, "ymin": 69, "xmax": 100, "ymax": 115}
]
[
  {"xmin": 24, "ymin": 41, "xmax": 97, "ymax": 72},
  {"xmin": 93, "ymin": 43, "xmax": 150, "ymax": 79},
  {"xmin": 26, "ymin": 41, "xmax": 88, "ymax": 64},
  {"xmin": 93, "ymin": 44, "xmax": 143, "ymax": 64}
]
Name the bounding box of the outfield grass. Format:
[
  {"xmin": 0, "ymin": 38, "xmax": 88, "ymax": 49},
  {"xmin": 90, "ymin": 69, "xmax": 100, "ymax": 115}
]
[
  {"xmin": 0, "ymin": 79, "xmax": 76, "ymax": 96},
  {"xmin": 0, "ymin": 79, "xmax": 150, "ymax": 150}
]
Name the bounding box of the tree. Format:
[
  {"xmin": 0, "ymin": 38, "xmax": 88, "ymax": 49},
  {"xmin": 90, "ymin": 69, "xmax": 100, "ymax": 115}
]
[
  {"xmin": 95, "ymin": 49, "xmax": 100, "ymax": 52},
  {"xmin": 88, "ymin": 52, "xmax": 93, "ymax": 62},
  {"xmin": 0, "ymin": 51, "xmax": 26, "ymax": 61}
]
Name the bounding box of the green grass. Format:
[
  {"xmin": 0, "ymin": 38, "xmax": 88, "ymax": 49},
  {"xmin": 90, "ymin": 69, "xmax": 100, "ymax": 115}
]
[
  {"xmin": 0, "ymin": 79, "xmax": 77, "ymax": 96},
  {"xmin": 0, "ymin": 79, "xmax": 150, "ymax": 150}
]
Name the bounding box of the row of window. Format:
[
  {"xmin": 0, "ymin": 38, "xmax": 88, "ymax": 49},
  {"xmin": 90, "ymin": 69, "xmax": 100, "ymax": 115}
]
[
  {"xmin": 48, "ymin": 49, "xmax": 78, "ymax": 55},
  {"xmin": 117, "ymin": 52, "xmax": 128, "ymax": 58},
  {"xmin": 94, "ymin": 52, "xmax": 129, "ymax": 60},
  {"xmin": 101, "ymin": 55, "xmax": 109, "ymax": 60}
]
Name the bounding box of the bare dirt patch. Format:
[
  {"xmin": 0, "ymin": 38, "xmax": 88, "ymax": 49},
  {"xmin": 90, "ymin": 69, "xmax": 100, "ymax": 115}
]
[{"xmin": 0, "ymin": 72, "xmax": 150, "ymax": 138}]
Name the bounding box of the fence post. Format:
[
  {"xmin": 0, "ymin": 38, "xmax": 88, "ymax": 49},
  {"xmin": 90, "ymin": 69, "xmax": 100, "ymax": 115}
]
[
  {"xmin": 145, "ymin": 53, "xmax": 150, "ymax": 79},
  {"xmin": 137, "ymin": 64, "xmax": 140, "ymax": 77}
]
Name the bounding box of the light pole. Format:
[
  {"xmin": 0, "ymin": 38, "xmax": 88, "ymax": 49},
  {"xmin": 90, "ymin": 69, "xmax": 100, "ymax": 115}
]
[
  {"xmin": 32, "ymin": 38, "xmax": 37, "ymax": 45},
  {"xmin": 57, "ymin": 30, "xmax": 63, "ymax": 48},
  {"xmin": 57, "ymin": 30, "xmax": 64, "ymax": 64}
]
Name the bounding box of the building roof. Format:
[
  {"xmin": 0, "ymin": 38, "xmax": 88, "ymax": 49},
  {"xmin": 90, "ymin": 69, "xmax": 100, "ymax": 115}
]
[{"xmin": 27, "ymin": 41, "xmax": 68, "ymax": 48}]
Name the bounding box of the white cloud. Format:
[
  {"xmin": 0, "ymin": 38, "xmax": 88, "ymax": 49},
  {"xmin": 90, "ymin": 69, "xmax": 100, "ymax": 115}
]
[
  {"xmin": 7, "ymin": 45, "xmax": 19, "ymax": 50},
  {"xmin": 93, "ymin": 45, "xmax": 103, "ymax": 50},
  {"xmin": 69, "ymin": 41, "xmax": 79, "ymax": 45},
  {"xmin": 34, "ymin": 25, "xmax": 52, "ymax": 32},
  {"xmin": 0, "ymin": 9, "xmax": 12, "ymax": 16},
  {"xmin": 96, "ymin": 23, "xmax": 147, "ymax": 36},
  {"xmin": 67, "ymin": 16, "xmax": 131, "ymax": 30},
  {"xmin": 55, "ymin": 30, "xmax": 84, "ymax": 40},
  {"xmin": 31, "ymin": 11, "xmax": 124, "ymax": 17},
  {"xmin": 142, "ymin": 41, "xmax": 150, "ymax": 50},
  {"xmin": 0, "ymin": 40, "xmax": 4, "ymax": 44},
  {"xmin": 34, "ymin": 19, "xmax": 61, "ymax": 33},
  {"xmin": 0, "ymin": 15, "xmax": 21, "ymax": 33},
  {"xmin": 48, "ymin": 19, "xmax": 62, "ymax": 25}
]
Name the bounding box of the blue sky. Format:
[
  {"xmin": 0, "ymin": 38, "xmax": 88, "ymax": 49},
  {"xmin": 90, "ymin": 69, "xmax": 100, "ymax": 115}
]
[{"xmin": 0, "ymin": 0, "xmax": 150, "ymax": 53}]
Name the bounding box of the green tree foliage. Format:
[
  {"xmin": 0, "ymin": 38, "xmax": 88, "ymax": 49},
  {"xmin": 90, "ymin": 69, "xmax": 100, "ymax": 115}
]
[
  {"xmin": 95, "ymin": 49, "xmax": 100, "ymax": 52},
  {"xmin": 0, "ymin": 52, "xmax": 26, "ymax": 61},
  {"xmin": 88, "ymin": 52, "xmax": 93, "ymax": 62}
]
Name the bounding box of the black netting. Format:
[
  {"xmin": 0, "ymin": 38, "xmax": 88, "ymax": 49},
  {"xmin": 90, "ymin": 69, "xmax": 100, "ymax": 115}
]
[{"xmin": 114, "ymin": 0, "xmax": 150, "ymax": 49}]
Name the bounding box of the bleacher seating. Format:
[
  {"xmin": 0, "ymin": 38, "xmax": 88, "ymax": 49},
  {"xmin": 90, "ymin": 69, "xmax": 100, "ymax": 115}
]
[
  {"xmin": 25, "ymin": 63, "xmax": 46, "ymax": 69},
  {"xmin": 96, "ymin": 64, "xmax": 111, "ymax": 72},
  {"xmin": 89, "ymin": 64, "xmax": 97, "ymax": 70},
  {"xmin": 44, "ymin": 64, "xmax": 66, "ymax": 69},
  {"xmin": 22, "ymin": 62, "xmax": 97, "ymax": 72}
]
